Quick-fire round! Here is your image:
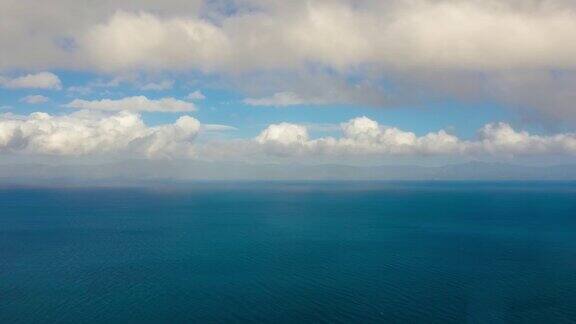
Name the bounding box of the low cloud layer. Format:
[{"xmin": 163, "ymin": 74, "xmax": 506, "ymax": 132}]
[
  {"xmin": 252, "ymin": 117, "xmax": 576, "ymax": 158},
  {"xmin": 2, "ymin": 111, "xmax": 574, "ymax": 162}
]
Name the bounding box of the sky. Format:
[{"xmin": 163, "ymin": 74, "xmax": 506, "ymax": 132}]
[{"xmin": 2, "ymin": 0, "xmax": 576, "ymax": 167}]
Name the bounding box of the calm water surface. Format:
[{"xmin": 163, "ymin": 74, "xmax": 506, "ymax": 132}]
[{"xmin": 1, "ymin": 182, "xmax": 576, "ymax": 323}]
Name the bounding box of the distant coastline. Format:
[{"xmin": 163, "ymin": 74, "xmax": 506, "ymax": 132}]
[{"xmin": 1, "ymin": 160, "xmax": 576, "ymax": 184}]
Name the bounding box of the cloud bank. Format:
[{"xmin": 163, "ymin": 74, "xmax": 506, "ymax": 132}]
[
  {"xmin": 3, "ymin": 0, "xmax": 576, "ymax": 119},
  {"xmin": 2, "ymin": 111, "xmax": 574, "ymax": 161},
  {"xmin": 77, "ymin": 2, "xmax": 576, "ymax": 72}
]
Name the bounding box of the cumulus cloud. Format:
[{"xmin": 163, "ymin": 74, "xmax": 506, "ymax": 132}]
[
  {"xmin": 0, "ymin": 72, "xmax": 61, "ymax": 90},
  {"xmin": 250, "ymin": 117, "xmax": 576, "ymax": 158},
  {"xmin": 1, "ymin": 112, "xmax": 575, "ymax": 161},
  {"xmin": 252, "ymin": 117, "xmax": 460, "ymax": 157},
  {"xmin": 128, "ymin": 115, "xmax": 200, "ymax": 158},
  {"xmin": 20, "ymin": 95, "xmax": 50, "ymax": 104},
  {"xmin": 65, "ymin": 96, "xmax": 196, "ymax": 112},
  {"xmin": 0, "ymin": 110, "xmax": 200, "ymax": 158},
  {"xmin": 475, "ymin": 122, "xmax": 576, "ymax": 156},
  {"xmin": 256, "ymin": 122, "xmax": 309, "ymax": 144}
]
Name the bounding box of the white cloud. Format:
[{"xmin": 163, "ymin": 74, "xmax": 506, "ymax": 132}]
[
  {"xmin": 0, "ymin": 110, "xmax": 200, "ymax": 158},
  {"xmin": 188, "ymin": 90, "xmax": 206, "ymax": 101},
  {"xmin": 72, "ymin": 2, "xmax": 576, "ymax": 72},
  {"xmin": 1, "ymin": 113, "xmax": 575, "ymax": 161},
  {"xmin": 129, "ymin": 115, "xmax": 201, "ymax": 158},
  {"xmin": 474, "ymin": 122, "xmax": 576, "ymax": 155},
  {"xmin": 0, "ymin": 72, "xmax": 61, "ymax": 90},
  {"xmin": 256, "ymin": 122, "xmax": 309, "ymax": 145},
  {"xmin": 202, "ymin": 124, "xmax": 237, "ymax": 132},
  {"xmin": 3, "ymin": 1, "xmax": 576, "ymax": 119},
  {"xmin": 244, "ymin": 92, "xmax": 329, "ymax": 107},
  {"xmin": 66, "ymin": 96, "xmax": 196, "ymax": 112},
  {"xmin": 141, "ymin": 79, "xmax": 174, "ymax": 91},
  {"xmin": 251, "ymin": 117, "xmax": 576, "ymax": 158},
  {"xmin": 253, "ymin": 117, "xmax": 460, "ymax": 156},
  {"xmin": 82, "ymin": 11, "xmax": 230, "ymax": 72},
  {"xmin": 20, "ymin": 95, "xmax": 50, "ymax": 104}
]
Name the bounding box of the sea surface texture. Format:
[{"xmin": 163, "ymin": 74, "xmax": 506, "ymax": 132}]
[{"xmin": 1, "ymin": 182, "xmax": 576, "ymax": 323}]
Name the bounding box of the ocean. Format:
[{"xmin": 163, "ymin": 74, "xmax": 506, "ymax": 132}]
[{"xmin": 1, "ymin": 182, "xmax": 576, "ymax": 323}]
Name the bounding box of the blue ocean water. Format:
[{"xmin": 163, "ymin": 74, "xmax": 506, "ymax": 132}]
[{"xmin": 1, "ymin": 182, "xmax": 576, "ymax": 323}]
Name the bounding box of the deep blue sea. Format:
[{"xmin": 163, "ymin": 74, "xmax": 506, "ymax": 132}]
[{"xmin": 1, "ymin": 182, "xmax": 576, "ymax": 323}]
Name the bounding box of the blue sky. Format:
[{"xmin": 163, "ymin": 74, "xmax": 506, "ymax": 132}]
[{"xmin": 0, "ymin": 70, "xmax": 518, "ymax": 138}]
